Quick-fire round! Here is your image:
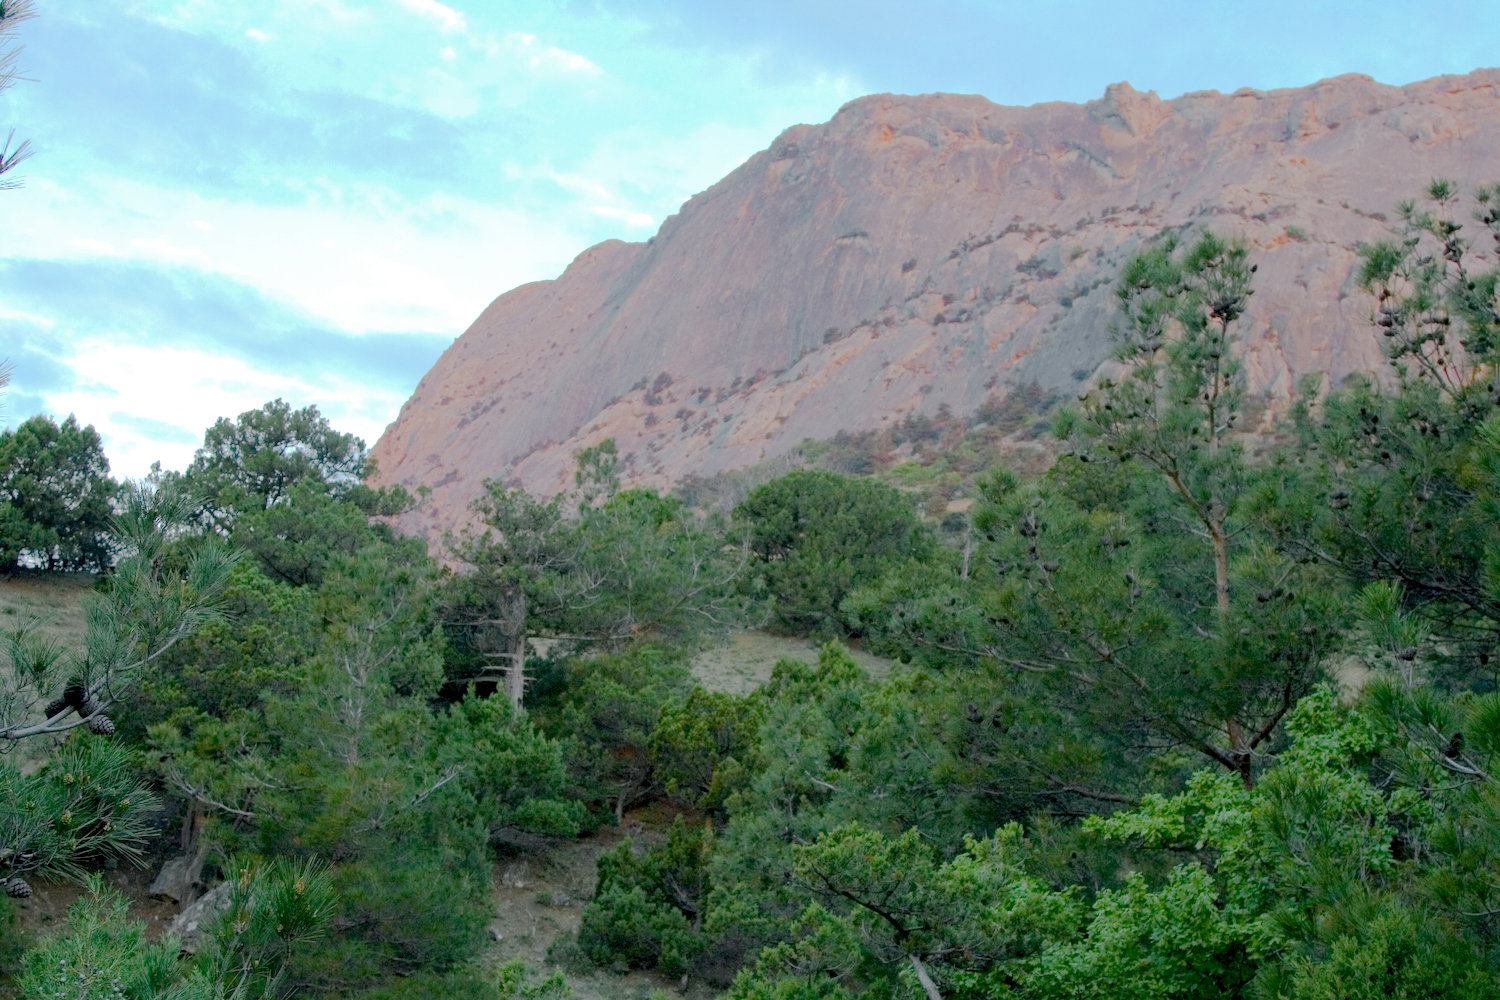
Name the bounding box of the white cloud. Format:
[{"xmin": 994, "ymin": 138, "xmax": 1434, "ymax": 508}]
[
  {"xmin": 392, "ymin": 0, "xmax": 465, "ymax": 33},
  {"xmin": 73, "ymin": 238, "xmax": 119, "ymax": 257},
  {"xmin": 0, "ymin": 306, "xmax": 57, "ymax": 331},
  {"xmin": 128, "ymin": 236, "xmax": 209, "ymax": 265},
  {"xmin": 244, "ymin": 28, "xmax": 270, "ymax": 42},
  {"xmin": 46, "ymin": 340, "xmax": 412, "ymax": 478},
  {"xmin": 505, "ymin": 31, "xmax": 602, "ymax": 77},
  {"xmin": 589, "ymin": 205, "xmax": 657, "ymax": 228},
  {"xmin": 6, "ymin": 175, "xmax": 593, "ymax": 335}
]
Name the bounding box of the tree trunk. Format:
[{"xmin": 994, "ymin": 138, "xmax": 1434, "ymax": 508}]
[
  {"xmin": 1209, "ymin": 498, "xmax": 1229, "ymax": 615},
  {"xmin": 909, "ymin": 954, "xmax": 943, "ymax": 1000},
  {"xmin": 499, "ymin": 585, "xmax": 527, "ymax": 710}
]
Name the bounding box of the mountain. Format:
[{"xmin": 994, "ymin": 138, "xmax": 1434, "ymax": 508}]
[{"xmin": 370, "ymin": 69, "xmax": 1500, "ymax": 541}]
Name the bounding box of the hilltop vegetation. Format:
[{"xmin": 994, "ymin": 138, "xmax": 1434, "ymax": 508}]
[{"xmin": 4, "ymin": 183, "xmax": 1500, "ymax": 999}]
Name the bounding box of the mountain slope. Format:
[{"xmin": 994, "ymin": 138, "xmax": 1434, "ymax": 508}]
[{"xmin": 371, "ymin": 69, "xmax": 1500, "ymax": 541}]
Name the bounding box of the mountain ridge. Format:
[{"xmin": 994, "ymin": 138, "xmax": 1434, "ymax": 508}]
[{"xmin": 371, "ymin": 68, "xmax": 1500, "ymax": 541}]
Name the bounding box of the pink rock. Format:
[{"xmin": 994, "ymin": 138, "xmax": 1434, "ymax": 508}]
[{"xmin": 371, "ymin": 70, "xmax": 1500, "ymax": 543}]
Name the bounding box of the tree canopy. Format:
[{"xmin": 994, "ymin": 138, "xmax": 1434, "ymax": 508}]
[{"xmin": 0, "ymin": 414, "xmax": 117, "ymax": 573}]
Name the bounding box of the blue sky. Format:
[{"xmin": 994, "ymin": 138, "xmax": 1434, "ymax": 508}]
[{"xmin": 2, "ymin": 0, "xmax": 1496, "ymax": 478}]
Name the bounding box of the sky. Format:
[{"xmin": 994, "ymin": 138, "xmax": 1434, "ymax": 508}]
[{"xmin": 2, "ymin": 0, "xmax": 1497, "ymax": 479}]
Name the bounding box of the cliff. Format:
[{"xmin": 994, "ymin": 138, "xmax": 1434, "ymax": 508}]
[{"xmin": 371, "ymin": 69, "xmax": 1500, "ymax": 540}]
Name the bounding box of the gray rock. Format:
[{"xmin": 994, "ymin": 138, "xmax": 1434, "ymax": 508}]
[
  {"xmin": 149, "ymin": 848, "xmax": 207, "ymax": 906},
  {"xmin": 169, "ymin": 880, "xmax": 232, "ymax": 953}
]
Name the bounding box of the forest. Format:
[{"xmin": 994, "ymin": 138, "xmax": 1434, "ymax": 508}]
[{"xmin": 2, "ymin": 181, "xmax": 1500, "ymax": 1000}]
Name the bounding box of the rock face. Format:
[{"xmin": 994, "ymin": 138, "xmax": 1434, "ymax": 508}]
[{"xmin": 371, "ymin": 69, "xmax": 1500, "ymax": 541}]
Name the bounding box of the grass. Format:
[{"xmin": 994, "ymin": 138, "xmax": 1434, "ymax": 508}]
[
  {"xmin": 0, "ymin": 571, "xmax": 96, "ymax": 650},
  {"xmin": 691, "ymin": 630, "xmax": 891, "ymax": 695}
]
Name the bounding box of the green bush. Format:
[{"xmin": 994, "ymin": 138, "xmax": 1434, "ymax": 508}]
[
  {"xmin": 578, "ymin": 819, "xmax": 714, "ymax": 978},
  {"xmin": 734, "ymin": 469, "xmax": 934, "ymax": 637},
  {"xmin": 579, "ymin": 883, "xmax": 702, "ymax": 977}
]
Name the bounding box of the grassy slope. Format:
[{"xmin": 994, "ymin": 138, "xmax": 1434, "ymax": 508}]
[{"xmin": 0, "ymin": 572, "xmax": 94, "ymax": 650}]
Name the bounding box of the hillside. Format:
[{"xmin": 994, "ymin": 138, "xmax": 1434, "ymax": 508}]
[{"xmin": 370, "ymin": 69, "xmax": 1500, "ymax": 541}]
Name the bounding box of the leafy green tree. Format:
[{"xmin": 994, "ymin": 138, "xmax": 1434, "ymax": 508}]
[
  {"xmin": 649, "ymin": 686, "xmax": 763, "ymax": 815},
  {"xmin": 728, "ymin": 680, "xmax": 1500, "ymax": 999},
  {"xmin": 230, "ymin": 479, "xmax": 412, "ymax": 588},
  {"xmin": 735, "ymin": 469, "xmax": 933, "ymax": 636},
  {"xmin": 0, "ymin": 414, "xmax": 117, "ymax": 573},
  {"xmin": 446, "ymin": 485, "xmax": 570, "ymax": 706},
  {"xmin": 564, "ymin": 488, "xmax": 753, "ymax": 646},
  {"xmin": 146, "ymin": 537, "xmax": 582, "ymax": 986},
  {"xmin": 180, "ymin": 398, "xmax": 367, "ymax": 532},
  {"xmin": 1074, "ymin": 230, "xmax": 1257, "ymax": 613},
  {"xmin": 449, "ymin": 473, "xmax": 751, "ymax": 708},
  {"xmin": 543, "ymin": 644, "xmax": 693, "ymax": 823},
  {"xmin": 579, "ymin": 817, "xmax": 714, "ymax": 978}
]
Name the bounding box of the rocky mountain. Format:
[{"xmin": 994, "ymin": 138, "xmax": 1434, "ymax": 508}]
[{"xmin": 371, "ymin": 69, "xmax": 1500, "ymax": 541}]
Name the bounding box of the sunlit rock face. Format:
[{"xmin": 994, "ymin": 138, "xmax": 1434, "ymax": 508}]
[{"xmin": 371, "ymin": 69, "xmax": 1500, "ymax": 542}]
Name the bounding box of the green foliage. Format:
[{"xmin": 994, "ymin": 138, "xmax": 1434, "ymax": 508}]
[
  {"xmin": 649, "ymin": 686, "xmax": 763, "ymax": 814},
  {"xmin": 565, "ymin": 488, "xmax": 753, "ymax": 645},
  {"xmin": 1, "ymin": 482, "xmax": 236, "ymax": 743},
  {"xmin": 433, "ymin": 693, "xmax": 586, "ymax": 840},
  {"xmin": 573, "ymin": 438, "xmax": 620, "ymax": 507},
  {"xmin": 125, "ymin": 557, "xmax": 320, "ymax": 739},
  {"xmin": 494, "ymin": 960, "xmax": 574, "ymax": 1000},
  {"xmin": 579, "ymin": 818, "xmax": 714, "ymax": 977},
  {"xmin": 0, "ymin": 735, "xmax": 156, "ymax": 890},
  {"xmin": 190, "ymin": 857, "xmax": 336, "ymax": 997},
  {"xmin": 179, "ymin": 398, "xmax": 367, "ymax": 531},
  {"xmin": 1024, "ymin": 864, "xmax": 1258, "ymax": 999},
  {"xmin": 13, "ymin": 861, "xmax": 332, "ymax": 1000},
  {"xmin": 447, "ymin": 477, "xmax": 751, "ymax": 703},
  {"xmin": 735, "ymin": 469, "xmax": 933, "ymax": 636},
  {"xmin": 542, "ymin": 644, "xmax": 693, "ymax": 823},
  {"xmin": 229, "ymin": 480, "xmax": 412, "ymax": 588},
  {"xmin": 1259, "ymin": 182, "xmax": 1500, "ymax": 672},
  {"xmin": 0, "ymin": 414, "xmax": 117, "ymax": 573},
  {"xmin": 15, "ymin": 879, "xmax": 182, "ymax": 1000},
  {"xmin": 580, "ymin": 882, "xmax": 701, "ymax": 978},
  {"xmin": 144, "ymin": 534, "xmax": 577, "ymax": 984},
  {"xmin": 852, "ymin": 234, "xmax": 1339, "ymax": 791}
]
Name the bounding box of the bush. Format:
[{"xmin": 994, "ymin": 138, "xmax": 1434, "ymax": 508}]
[
  {"xmin": 579, "ymin": 883, "xmax": 702, "ymax": 977},
  {"xmin": 578, "ymin": 819, "xmax": 714, "ymax": 978}
]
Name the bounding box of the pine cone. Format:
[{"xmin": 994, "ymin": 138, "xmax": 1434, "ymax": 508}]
[
  {"xmin": 62, "ymin": 680, "xmax": 88, "ymax": 708},
  {"xmin": 1444, "ymin": 732, "xmax": 1465, "ymax": 758},
  {"xmin": 79, "ymin": 696, "xmax": 103, "ymax": 718},
  {"xmin": 5, "ymin": 876, "xmax": 31, "ymax": 899},
  {"xmin": 44, "ymin": 698, "xmax": 69, "ymax": 718},
  {"xmin": 1397, "ymin": 647, "xmax": 1419, "ymax": 662},
  {"xmin": 86, "ymin": 714, "xmax": 115, "ymax": 736}
]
